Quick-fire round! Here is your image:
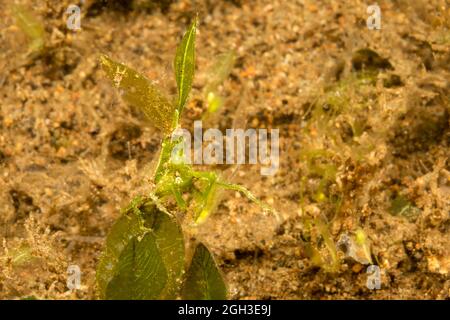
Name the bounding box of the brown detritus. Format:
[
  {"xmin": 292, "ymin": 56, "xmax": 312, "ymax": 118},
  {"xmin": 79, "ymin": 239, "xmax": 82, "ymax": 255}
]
[
  {"xmin": 351, "ymin": 49, "xmax": 393, "ymax": 73},
  {"xmin": 107, "ymin": 123, "xmax": 142, "ymax": 160}
]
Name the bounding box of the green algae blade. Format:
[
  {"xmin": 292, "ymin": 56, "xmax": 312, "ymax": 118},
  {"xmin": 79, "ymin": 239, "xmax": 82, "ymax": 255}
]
[
  {"xmin": 100, "ymin": 54, "xmax": 174, "ymax": 133},
  {"xmin": 182, "ymin": 243, "xmax": 227, "ymax": 300},
  {"xmin": 174, "ymin": 18, "xmax": 197, "ymax": 113}
]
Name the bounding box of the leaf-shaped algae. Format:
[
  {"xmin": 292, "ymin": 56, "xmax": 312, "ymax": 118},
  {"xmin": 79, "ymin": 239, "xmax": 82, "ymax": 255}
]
[
  {"xmin": 105, "ymin": 232, "xmax": 168, "ymax": 300},
  {"xmin": 204, "ymin": 51, "xmax": 236, "ymax": 111},
  {"xmin": 10, "ymin": 243, "xmax": 34, "ymax": 267},
  {"xmin": 100, "ymin": 54, "xmax": 174, "ymax": 133},
  {"xmin": 12, "ymin": 4, "xmax": 45, "ymax": 55},
  {"xmin": 96, "ymin": 208, "xmax": 144, "ymax": 298},
  {"xmin": 174, "ymin": 17, "xmax": 197, "ymax": 113},
  {"xmin": 97, "ymin": 198, "xmax": 185, "ymax": 300},
  {"xmin": 142, "ymin": 203, "xmax": 185, "ymax": 299},
  {"xmin": 181, "ymin": 243, "xmax": 227, "ymax": 300},
  {"xmin": 204, "ymin": 51, "xmax": 236, "ymax": 93}
]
